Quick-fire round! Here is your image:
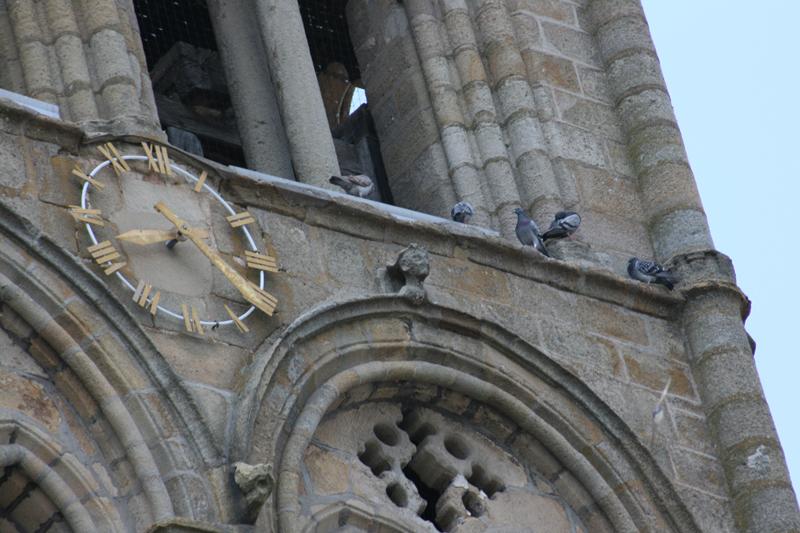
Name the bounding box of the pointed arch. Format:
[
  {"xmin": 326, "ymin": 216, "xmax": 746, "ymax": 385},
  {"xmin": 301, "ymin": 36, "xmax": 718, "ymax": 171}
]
[
  {"xmin": 236, "ymin": 296, "xmax": 701, "ymax": 532},
  {"xmin": 0, "ymin": 201, "xmax": 221, "ymax": 523}
]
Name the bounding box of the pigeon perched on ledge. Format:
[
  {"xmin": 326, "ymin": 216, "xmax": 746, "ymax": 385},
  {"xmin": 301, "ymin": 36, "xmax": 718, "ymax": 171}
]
[
  {"xmin": 329, "ymin": 174, "xmax": 374, "ymax": 198},
  {"xmin": 514, "ymin": 208, "xmax": 550, "ymax": 257},
  {"xmin": 627, "ymin": 257, "xmax": 676, "ymax": 290},
  {"xmin": 542, "ymin": 211, "xmax": 581, "ymax": 240},
  {"xmin": 450, "ymin": 201, "xmax": 474, "ymax": 223}
]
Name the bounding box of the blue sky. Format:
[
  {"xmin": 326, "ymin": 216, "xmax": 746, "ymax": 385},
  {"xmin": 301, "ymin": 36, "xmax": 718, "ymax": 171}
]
[{"xmin": 640, "ymin": 1, "xmax": 800, "ymax": 495}]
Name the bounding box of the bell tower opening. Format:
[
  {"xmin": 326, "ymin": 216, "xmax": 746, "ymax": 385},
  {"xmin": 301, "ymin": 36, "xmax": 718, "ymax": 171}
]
[
  {"xmin": 133, "ymin": 0, "xmax": 246, "ymax": 167},
  {"xmin": 298, "ymin": 0, "xmax": 393, "ymax": 204}
]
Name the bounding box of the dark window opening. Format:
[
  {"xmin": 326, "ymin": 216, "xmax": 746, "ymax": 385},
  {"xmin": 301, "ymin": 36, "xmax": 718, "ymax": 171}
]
[
  {"xmin": 133, "ymin": 0, "xmax": 245, "ymax": 167},
  {"xmin": 298, "ymin": 0, "xmax": 392, "ymax": 204},
  {"xmin": 298, "ymin": 0, "xmax": 360, "ymax": 80}
]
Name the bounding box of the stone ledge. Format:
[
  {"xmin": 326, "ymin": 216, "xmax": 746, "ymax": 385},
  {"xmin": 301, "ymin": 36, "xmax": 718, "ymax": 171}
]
[
  {"xmin": 0, "ymin": 97, "xmax": 82, "ymax": 149},
  {"xmin": 145, "ymin": 517, "xmax": 252, "ymax": 533},
  {"xmin": 222, "ymin": 166, "xmax": 683, "ymax": 319},
  {"xmin": 75, "ymin": 135, "xmax": 686, "ymax": 319}
]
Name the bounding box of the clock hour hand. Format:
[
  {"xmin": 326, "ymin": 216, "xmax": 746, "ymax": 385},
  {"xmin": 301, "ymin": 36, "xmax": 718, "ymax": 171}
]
[
  {"xmin": 116, "ymin": 228, "xmax": 210, "ymax": 246},
  {"xmin": 153, "ymin": 202, "xmax": 277, "ymax": 316}
]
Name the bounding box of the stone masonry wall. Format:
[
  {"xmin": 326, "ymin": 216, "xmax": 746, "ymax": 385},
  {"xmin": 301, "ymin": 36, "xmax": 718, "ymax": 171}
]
[
  {"xmin": 348, "ymin": 0, "xmax": 652, "ymax": 267},
  {"xmin": 0, "ymin": 0, "xmax": 797, "ymax": 527},
  {"xmin": 0, "ymin": 105, "xmax": 737, "ymax": 529}
]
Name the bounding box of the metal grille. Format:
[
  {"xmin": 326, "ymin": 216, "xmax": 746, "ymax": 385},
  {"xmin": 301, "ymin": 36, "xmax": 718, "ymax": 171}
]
[
  {"xmin": 298, "ymin": 0, "xmax": 360, "ymax": 80},
  {"xmin": 133, "ymin": 0, "xmax": 217, "ymax": 70}
]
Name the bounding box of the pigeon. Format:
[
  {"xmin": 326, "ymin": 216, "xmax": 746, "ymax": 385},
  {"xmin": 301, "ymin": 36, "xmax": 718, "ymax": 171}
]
[
  {"xmin": 450, "ymin": 201, "xmax": 474, "ymax": 223},
  {"xmin": 329, "ymin": 174, "xmax": 374, "ymax": 198},
  {"xmin": 627, "ymin": 257, "xmax": 676, "ymax": 290},
  {"xmin": 514, "ymin": 208, "xmax": 550, "ymax": 257},
  {"xmin": 542, "ymin": 211, "xmax": 581, "ymax": 240}
]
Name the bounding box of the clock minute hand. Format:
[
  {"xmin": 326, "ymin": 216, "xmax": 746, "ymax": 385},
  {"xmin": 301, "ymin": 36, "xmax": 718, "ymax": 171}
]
[{"xmin": 153, "ymin": 202, "xmax": 277, "ymax": 316}]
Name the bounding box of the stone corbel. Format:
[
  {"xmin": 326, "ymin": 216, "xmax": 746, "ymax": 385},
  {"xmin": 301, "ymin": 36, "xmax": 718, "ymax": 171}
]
[
  {"xmin": 385, "ymin": 243, "xmax": 430, "ymax": 304},
  {"xmin": 233, "ymin": 462, "xmax": 274, "ymax": 523}
]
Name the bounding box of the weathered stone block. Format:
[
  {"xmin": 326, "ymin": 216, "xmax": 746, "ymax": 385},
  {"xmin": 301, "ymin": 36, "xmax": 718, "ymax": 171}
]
[
  {"xmin": 547, "ymin": 122, "xmax": 606, "ymax": 167},
  {"xmin": 522, "ymin": 49, "xmax": 580, "ymax": 91},
  {"xmin": 570, "ymin": 161, "xmax": 643, "ymax": 219},
  {"xmin": 594, "ymin": 14, "xmax": 654, "ymax": 59},
  {"xmin": 541, "ymin": 21, "xmax": 599, "ymax": 65},
  {"xmin": 606, "ymin": 50, "xmax": 666, "ymax": 96},
  {"xmin": 650, "ymin": 208, "xmax": 713, "ymax": 260},
  {"xmin": 148, "ymin": 328, "xmax": 247, "ymax": 390},
  {"xmin": 577, "ymin": 65, "xmax": 612, "ymax": 102},
  {"xmin": 508, "ymin": 0, "xmax": 576, "ymax": 25}
]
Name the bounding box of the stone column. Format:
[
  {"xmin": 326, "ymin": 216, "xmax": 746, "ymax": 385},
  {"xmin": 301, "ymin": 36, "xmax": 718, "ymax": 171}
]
[
  {"xmin": 348, "ymin": 0, "xmax": 569, "ymax": 236},
  {"xmin": 679, "ymin": 252, "xmax": 800, "ymax": 533},
  {"xmin": 463, "ymin": 0, "xmax": 563, "ymax": 223},
  {"xmin": 587, "ymin": 0, "xmax": 712, "ymax": 262},
  {"xmin": 253, "ymin": 0, "xmax": 340, "ymax": 187},
  {"xmin": 3, "ymin": 0, "xmax": 161, "ymax": 136},
  {"xmin": 207, "ymin": 0, "xmax": 294, "ymax": 179},
  {"xmin": 404, "ymin": 0, "xmax": 497, "ymax": 231},
  {"xmin": 588, "ymin": 1, "xmax": 800, "ymax": 531},
  {"xmin": 0, "ymin": 1, "xmax": 25, "ymax": 93}
]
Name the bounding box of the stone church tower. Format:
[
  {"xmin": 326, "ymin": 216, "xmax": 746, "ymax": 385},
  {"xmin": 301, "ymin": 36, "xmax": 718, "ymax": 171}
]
[{"xmin": 0, "ymin": 0, "xmax": 796, "ymax": 531}]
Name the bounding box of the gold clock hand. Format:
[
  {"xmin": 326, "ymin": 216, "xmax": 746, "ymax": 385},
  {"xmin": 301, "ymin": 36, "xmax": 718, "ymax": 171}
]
[
  {"xmin": 153, "ymin": 202, "xmax": 277, "ymax": 316},
  {"xmin": 116, "ymin": 228, "xmax": 210, "ymax": 245}
]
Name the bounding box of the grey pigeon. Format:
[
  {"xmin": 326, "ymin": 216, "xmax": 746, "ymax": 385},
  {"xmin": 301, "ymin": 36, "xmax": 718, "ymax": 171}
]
[
  {"xmin": 451, "ymin": 201, "xmax": 474, "ymax": 223},
  {"xmin": 627, "ymin": 257, "xmax": 676, "ymax": 290},
  {"xmin": 329, "ymin": 174, "xmax": 374, "ymax": 198},
  {"xmin": 542, "ymin": 211, "xmax": 581, "ymax": 240},
  {"xmin": 514, "ymin": 208, "xmax": 550, "ymax": 257}
]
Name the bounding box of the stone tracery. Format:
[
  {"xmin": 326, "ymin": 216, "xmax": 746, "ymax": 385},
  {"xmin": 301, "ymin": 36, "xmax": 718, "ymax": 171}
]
[{"xmin": 241, "ymin": 297, "xmax": 701, "ymax": 532}]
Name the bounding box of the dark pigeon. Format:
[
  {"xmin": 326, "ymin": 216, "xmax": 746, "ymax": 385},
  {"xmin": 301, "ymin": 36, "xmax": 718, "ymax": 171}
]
[
  {"xmin": 542, "ymin": 211, "xmax": 581, "ymax": 240},
  {"xmin": 451, "ymin": 201, "xmax": 474, "ymax": 223},
  {"xmin": 514, "ymin": 208, "xmax": 549, "ymax": 257},
  {"xmin": 627, "ymin": 257, "xmax": 676, "ymax": 290},
  {"xmin": 329, "ymin": 174, "xmax": 375, "ymax": 198}
]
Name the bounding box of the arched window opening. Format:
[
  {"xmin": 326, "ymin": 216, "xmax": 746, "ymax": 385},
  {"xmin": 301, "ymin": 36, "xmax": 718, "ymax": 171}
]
[
  {"xmin": 298, "ymin": 0, "xmax": 393, "ymax": 204},
  {"xmin": 133, "ymin": 0, "xmax": 246, "ymax": 167}
]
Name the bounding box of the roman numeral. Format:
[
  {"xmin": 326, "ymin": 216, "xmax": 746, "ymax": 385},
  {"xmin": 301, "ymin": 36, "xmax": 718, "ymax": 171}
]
[
  {"xmin": 86, "ymin": 238, "xmax": 126, "ymax": 275},
  {"xmin": 141, "ymin": 142, "xmax": 159, "ymax": 172},
  {"xmin": 87, "ymin": 240, "xmax": 121, "ymax": 264},
  {"xmin": 244, "ymin": 251, "xmax": 278, "ymax": 272},
  {"xmin": 226, "ymin": 211, "xmax": 255, "ymax": 228},
  {"xmin": 97, "ymin": 142, "xmax": 130, "ymax": 175},
  {"xmin": 224, "ymin": 304, "xmax": 249, "ymax": 333},
  {"xmin": 133, "ymin": 279, "xmax": 161, "ymax": 315},
  {"xmin": 156, "ymin": 145, "xmax": 172, "ymax": 176},
  {"xmin": 69, "ymin": 206, "xmax": 104, "ymax": 226},
  {"xmin": 181, "ymin": 304, "xmax": 204, "ymax": 335},
  {"xmin": 193, "ymin": 170, "xmax": 207, "ymax": 192},
  {"xmin": 141, "ymin": 142, "xmax": 173, "ymax": 176},
  {"xmin": 71, "ymin": 165, "xmax": 105, "ymax": 189},
  {"xmin": 103, "ymin": 261, "xmax": 126, "ymax": 276},
  {"xmin": 245, "ymin": 281, "xmax": 277, "ymax": 316}
]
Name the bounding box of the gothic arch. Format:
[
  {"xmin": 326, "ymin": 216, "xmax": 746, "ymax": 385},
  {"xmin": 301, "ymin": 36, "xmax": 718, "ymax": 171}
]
[
  {"xmin": 237, "ymin": 297, "xmax": 701, "ymax": 532},
  {"xmin": 0, "ymin": 418, "xmax": 125, "ymax": 531},
  {"xmin": 0, "ymin": 202, "xmax": 220, "ymax": 524}
]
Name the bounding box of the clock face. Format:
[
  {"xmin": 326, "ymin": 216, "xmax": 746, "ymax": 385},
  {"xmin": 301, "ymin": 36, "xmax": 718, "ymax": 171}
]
[{"xmin": 70, "ymin": 141, "xmax": 278, "ymax": 335}]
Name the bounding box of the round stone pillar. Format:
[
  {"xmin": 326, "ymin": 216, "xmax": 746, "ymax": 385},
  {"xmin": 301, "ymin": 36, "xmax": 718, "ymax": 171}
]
[
  {"xmin": 207, "ymin": 0, "xmax": 294, "ymax": 178},
  {"xmin": 253, "ymin": 0, "xmax": 340, "ymax": 187}
]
